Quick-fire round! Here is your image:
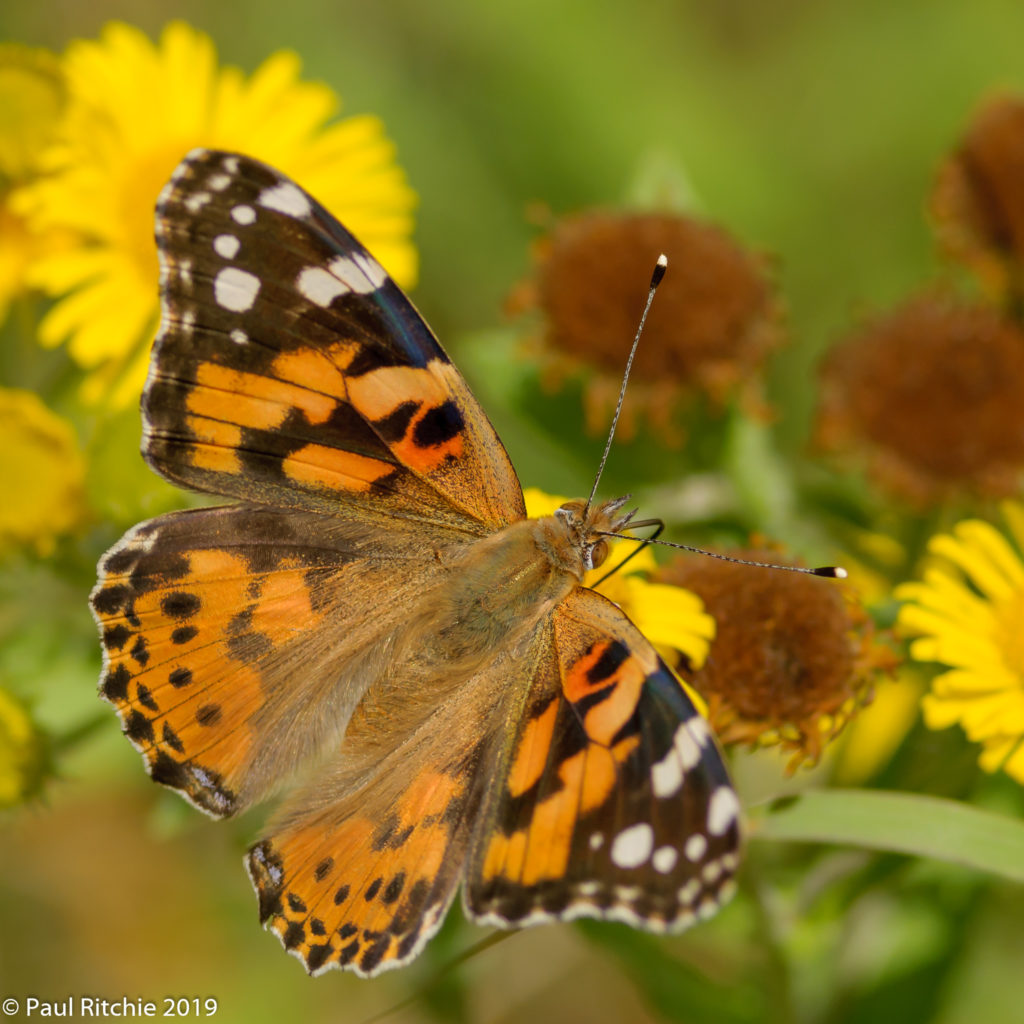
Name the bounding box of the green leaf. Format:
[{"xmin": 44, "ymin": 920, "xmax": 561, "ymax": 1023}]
[
  {"xmin": 750, "ymin": 789, "xmax": 1024, "ymax": 883},
  {"xmin": 722, "ymin": 410, "xmax": 796, "ymax": 535}
]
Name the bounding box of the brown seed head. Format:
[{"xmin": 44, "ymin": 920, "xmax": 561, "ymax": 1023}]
[
  {"xmin": 656, "ymin": 551, "xmax": 880, "ymax": 771},
  {"xmin": 523, "ymin": 211, "xmax": 782, "ymax": 441},
  {"xmin": 932, "ymin": 95, "xmax": 1024, "ymax": 302},
  {"xmin": 816, "ymin": 294, "xmax": 1024, "ymax": 504}
]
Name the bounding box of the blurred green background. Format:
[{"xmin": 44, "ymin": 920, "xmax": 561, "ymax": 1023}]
[{"xmin": 2, "ymin": 2, "xmax": 1024, "ymax": 1022}]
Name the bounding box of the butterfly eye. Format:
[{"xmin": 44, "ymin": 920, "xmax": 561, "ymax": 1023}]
[{"xmin": 586, "ymin": 539, "xmax": 609, "ymax": 571}]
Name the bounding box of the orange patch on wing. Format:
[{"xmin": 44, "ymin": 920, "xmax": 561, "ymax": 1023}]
[
  {"xmin": 188, "ymin": 361, "xmax": 341, "ymax": 430},
  {"xmin": 100, "ymin": 547, "xmax": 268, "ymax": 792},
  {"xmin": 481, "ymin": 730, "xmax": 641, "ymax": 885},
  {"xmin": 347, "ymin": 363, "xmax": 467, "ymax": 474},
  {"xmin": 518, "ymin": 760, "xmax": 578, "ymax": 885},
  {"xmin": 146, "ymin": 660, "xmax": 261, "ymax": 780},
  {"xmin": 506, "ymin": 700, "xmax": 558, "ymax": 797},
  {"xmin": 282, "ymin": 444, "xmax": 394, "ymax": 492},
  {"xmin": 262, "ymin": 769, "xmax": 466, "ymax": 972},
  {"xmin": 249, "ymin": 567, "xmax": 328, "ymax": 637},
  {"xmin": 562, "ymin": 642, "xmax": 612, "ymax": 704},
  {"xmin": 391, "ymin": 409, "xmax": 465, "ymax": 474},
  {"xmin": 271, "ymin": 342, "xmax": 360, "ymax": 424},
  {"xmin": 581, "ymin": 662, "xmax": 645, "ymax": 746},
  {"xmin": 483, "ymin": 748, "xmax": 585, "ymax": 886},
  {"xmin": 481, "ymin": 827, "xmax": 529, "ymax": 884},
  {"xmin": 186, "ymin": 416, "xmax": 243, "ymax": 474},
  {"xmin": 347, "ymin": 364, "xmax": 449, "ymax": 422},
  {"xmin": 562, "ymin": 642, "xmax": 647, "ymax": 746}
]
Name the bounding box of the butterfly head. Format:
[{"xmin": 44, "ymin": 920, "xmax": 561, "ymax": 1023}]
[{"xmin": 552, "ymin": 495, "xmax": 635, "ymax": 574}]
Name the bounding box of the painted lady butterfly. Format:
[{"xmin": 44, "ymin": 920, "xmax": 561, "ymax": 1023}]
[{"xmin": 91, "ymin": 150, "xmax": 741, "ymax": 977}]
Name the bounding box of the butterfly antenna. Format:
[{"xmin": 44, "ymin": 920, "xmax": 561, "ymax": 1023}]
[
  {"xmin": 584, "ymin": 254, "xmax": 668, "ymax": 516},
  {"xmin": 595, "ymin": 530, "xmax": 848, "ymax": 578}
]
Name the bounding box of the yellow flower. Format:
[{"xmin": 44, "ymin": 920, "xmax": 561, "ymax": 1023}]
[
  {"xmin": 0, "ymin": 44, "xmax": 68, "ymax": 325},
  {"xmin": 14, "ymin": 21, "xmax": 417, "ymax": 406},
  {"xmin": 0, "ymin": 43, "xmax": 66, "ymax": 180},
  {"xmin": 896, "ymin": 502, "xmax": 1024, "ymax": 783},
  {"xmin": 0, "ymin": 686, "xmax": 47, "ymax": 806},
  {"xmin": 0, "ymin": 388, "xmax": 86, "ymax": 556},
  {"xmin": 522, "ymin": 488, "xmax": 715, "ymax": 670}
]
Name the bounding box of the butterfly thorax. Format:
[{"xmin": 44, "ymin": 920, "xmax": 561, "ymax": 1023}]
[{"xmin": 420, "ymin": 496, "xmax": 632, "ymax": 673}]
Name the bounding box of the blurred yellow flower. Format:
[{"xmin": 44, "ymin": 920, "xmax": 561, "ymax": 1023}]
[
  {"xmin": 0, "ymin": 388, "xmax": 86, "ymax": 556},
  {"xmin": 0, "ymin": 43, "xmax": 65, "ymax": 179},
  {"xmin": 14, "ymin": 21, "xmax": 417, "ymax": 406},
  {"xmin": 896, "ymin": 502, "xmax": 1024, "ymax": 783},
  {"xmin": 0, "ymin": 44, "xmax": 68, "ymax": 325},
  {"xmin": 522, "ymin": 488, "xmax": 715, "ymax": 670},
  {"xmin": 0, "ymin": 686, "xmax": 47, "ymax": 806}
]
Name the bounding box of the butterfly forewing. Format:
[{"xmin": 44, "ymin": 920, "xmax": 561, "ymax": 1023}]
[{"xmin": 147, "ymin": 149, "xmax": 524, "ymax": 532}]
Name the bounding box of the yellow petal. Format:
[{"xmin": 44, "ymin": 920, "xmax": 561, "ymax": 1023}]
[{"xmin": 0, "ymin": 388, "xmax": 86, "ymax": 555}]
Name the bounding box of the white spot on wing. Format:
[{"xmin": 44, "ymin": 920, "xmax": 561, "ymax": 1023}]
[
  {"xmin": 702, "ymin": 859, "xmax": 723, "ymax": 884},
  {"xmin": 610, "ymin": 823, "xmax": 654, "ymax": 869},
  {"xmin": 207, "ymin": 173, "xmax": 231, "ymax": 191},
  {"xmin": 677, "ymin": 717, "xmax": 709, "ymax": 769},
  {"xmin": 214, "ymin": 234, "xmax": 240, "ymax": 260},
  {"xmin": 230, "ymin": 329, "xmax": 248, "ymax": 345},
  {"xmin": 588, "ymin": 832, "xmax": 604, "ymax": 851},
  {"xmin": 652, "ymin": 846, "xmax": 678, "ymax": 874},
  {"xmin": 651, "ymin": 748, "xmax": 683, "ymax": 798},
  {"xmin": 329, "ymin": 252, "xmax": 388, "ymax": 293},
  {"xmin": 652, "ymin": 718, "xmax": 710, "ymax": 798},
  {"xmin": 707, "ymin": 787, "xmax": 741, "ymax": 836},
  {"xmin": 258, "ymin": 181, "xmax": 312, "ymax": 218},
  {"xmin": 684, "ymin": 833, "xmax": 707, "ymax": 862},
  {"xmin": 678, "ymin": 878, "xmax": 701, "ymax": 905},
  {"xmin": 214, "ymin": 267, "xmax": 260, "ymax": 312},
  {"xmin": 231, "ymin": 204, "xmax": 256, "ymax": 225},
  {"xmin": 296, "ymin": 252, "xmax": 389, "ymax": 307},
  {"xmin": 297, "ymin": 266, "xmax": 348, "ymax": 307},
  {"xmin": 184, "ymin": 191, "xmax": 211, "ymax": 213}
]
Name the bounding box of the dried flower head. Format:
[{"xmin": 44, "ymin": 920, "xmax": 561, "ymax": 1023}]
[
  {"xmin": 816, "ymin": 294, "xmax": 1024, "ymax": 504},
  {"xmin": 521, "ymin": 211, "xmax": 782, "ymax": 442},
  {"xmin": 655, "ymin": 551, "xmax": 884, "ymax": 772},
  {"xmin": 931, "ymin": 94, "xmax": 1024, "ymax": 303}
]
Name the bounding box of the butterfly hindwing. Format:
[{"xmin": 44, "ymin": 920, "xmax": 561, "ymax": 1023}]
[
  {"xmin": 465, "ymin": 587, "xmax": 741, "ymax": 931},
  {"xmin": 91, "ymin": 504, "xmax": 463, "ymax": 817},
  {"xmin": 246, "ymin": 671, "xmax": 500, "ymax": 977},
  {"xmin": 147, "ymin": 149, "xmax": 524, "ymax": 533}
]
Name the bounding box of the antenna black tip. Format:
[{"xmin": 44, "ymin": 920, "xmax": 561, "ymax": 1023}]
[
  {"xmin": 650, "ymin": 254, "xmax": 668, "ymax": 289},
  {"xmin": 811, "ymin": 565, "xmax": 848, "ymax": 579}
]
